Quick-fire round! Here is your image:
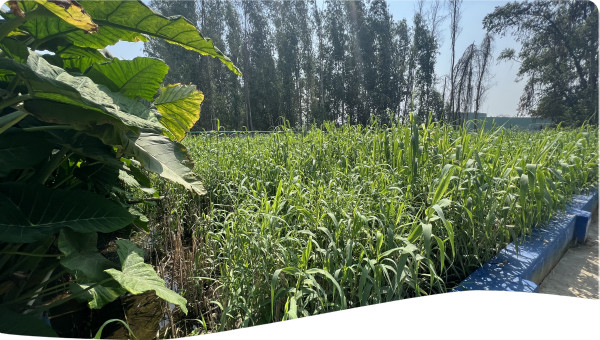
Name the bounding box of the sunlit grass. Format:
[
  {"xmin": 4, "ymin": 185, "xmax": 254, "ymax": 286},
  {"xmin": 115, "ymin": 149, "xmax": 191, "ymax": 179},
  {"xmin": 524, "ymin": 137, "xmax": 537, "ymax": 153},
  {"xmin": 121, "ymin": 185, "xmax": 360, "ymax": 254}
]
[{"xmin": 155, "ymin": 119, "xmax": 598, "ymax": 331}]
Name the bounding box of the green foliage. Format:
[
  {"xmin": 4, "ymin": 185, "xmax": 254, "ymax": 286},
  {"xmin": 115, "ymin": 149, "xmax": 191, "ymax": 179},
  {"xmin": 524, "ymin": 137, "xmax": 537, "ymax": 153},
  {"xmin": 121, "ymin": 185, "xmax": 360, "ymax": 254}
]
[
  {"xmin": 155, "ymin": 84, "xmax": 205, "ymax": 141},
  {"xmin": 0, "ymin": 0, "xmax": 238, "ymax": 336},
  {"xmin": 483, "ymin": 0, "xmax": 598, "ymax": 125},
  {"xmin": 174, "ymin": 122, "xmax": 597, "ymax": 331},
  {"xmin": 105, "ymin": 240, "xmax": 188, "ymax": 315},
  {"xmin": 85, "ymin": 57, "xmax": 169, "ymax": 102},
  {"xmin": 0, "ymin": 305, "xmax": 58, "ymax": 337},
  {"xmin": 0, "ymin": 183, "xmax": 134, "ymax": 243},
  {"xmin": 144, "ymin": 0, "xmax": 444, "ymax": 130}
]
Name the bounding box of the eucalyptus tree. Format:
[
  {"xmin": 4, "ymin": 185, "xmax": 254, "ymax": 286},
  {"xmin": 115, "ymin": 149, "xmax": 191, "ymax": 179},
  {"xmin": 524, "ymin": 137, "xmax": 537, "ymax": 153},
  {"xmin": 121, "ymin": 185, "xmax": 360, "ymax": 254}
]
[
  {"xmin": 311, "ymin": 0, "xmax": 327, "ymax": 124},
  {"xmin": 450, "ymin": 33, "xmax": 493, "ymax": 124},
  {"xmin": 294, "ymin": 0, "xmax": 315, "ymax": 127},
  {"xmin": 344, "ymin": 0, "xmax": 370, "ymax": 125},
  {"xmin": 323, "ymin": 0, "xmax": 348, "ymax": 124},
  {"xmin": 272, "ymin": 0, "xmax": 300, "ymax": 127},
  {"xmin": 271, "ymin": 0, "xmax": 313, "ymax": 128},
  {"xmin": 369, "ymin": 0, "xmax": 396, "ymax": 124},
  {"xmin": 411, "ymin": 12, "xmax": 438, "ymax": 122},
  {"xmin": 447, "ymin": 0, "xmax": 462, "ymax": 122},
  {"xmin": 145, "ymin": 0, "xmax": 243, "ymax": 131},
  {"xmin": 484, "ymin": 0, "xmax": 598, "ymax": 125},
  {"xmin": 223, "ymin": 0, "xmax": 245, "ymax": 130},
  {"xmin": 196, "ymin": 0, "xmax": 232, "ymax": 130},
  {"xmin": 392, "ymin": 18, "xmax": 411, "ymax": 121},
  {"xmin": 454, "ymin": 43, "xmax": 476, "ymax": 120},
  {"xmin": 241, "ymin": 0, "xmax": 279, "ymax": 130}
]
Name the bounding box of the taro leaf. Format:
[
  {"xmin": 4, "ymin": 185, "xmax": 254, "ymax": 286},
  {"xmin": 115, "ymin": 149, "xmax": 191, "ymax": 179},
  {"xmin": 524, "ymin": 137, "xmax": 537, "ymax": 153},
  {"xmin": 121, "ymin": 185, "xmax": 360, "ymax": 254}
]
[
  {"xmin": 125, "ymin": 131, "xmax": 205, "ymax": 195},
  {"xmin": 0, "ymin": 130, "xmax": 55, "ymax": 177},
  {"xmin": 79, "ymin": 0, "xmax": 242, "ymax": 76},
  {"xmin": 58, "ymin": 229, "xmax": 116, "ymax": 282},
  {"xmin": 105, "ymin": 240, "xmax": 188, "ymax": 315},
  {"xmin": 85, "ymin": 57, "xmax": 169, "ymax": 101},
  {"xmin": 34, "ymin": 0, "xmax": 98, "ymax": 32},
  {"xmin": 15, "ymin": 8, "xmax": 145, "ymax": 50},
  {"xmin": 45, "ymin": 129, "xmax": 122, "ymax": 167},
  {"xmin": 0, "ymin": 52, "xmax": 163, "ymax": 132},
  {"xmin": 0, "ymin": 182, "xmax": 134, "ymax": 243},
  {"xmin": 120, "ymin": 158, "xmax": 158, "ymax": 198},
  {"xmin": 154, "ymin": 84, "xmax": 204, "ymax": 141},
  {"xmin": 0, "ymin": 69, "xmax": 16, "ymax": 83},
  {"xmin": 119, "ymin": 169, "xmax": 141, "ymax": 188},
  {"xmin": 0, "ymin": 111, "xmax": 28, "ymax": 135},
  {"xmin": 0, "ymin": 37, "xmax": 29, "ymax": 62},
  {"xmin": 69, "ymin": 282, "xmax": 125, "ymax": 310},
  {"xmin": 73, "ymin": 163, "xmax": 122, "ymax": 196},
  {"xmin": 0, "ymin": 305, "xmax": 58, "ymax": 337},
  {"xmin": 59, "ymin": 229, "xmax": 127, "ymax": 310},
  {"xmin": 43, "ymin": 45, "xmax": 111, "ymax": 73},
  {"xmin": 121, "ymin": 158, "xmax": 153, "ymax": 189},
  {"xmin": 129, "ymin": 207, "xmax": 149, "ymax": 232}
]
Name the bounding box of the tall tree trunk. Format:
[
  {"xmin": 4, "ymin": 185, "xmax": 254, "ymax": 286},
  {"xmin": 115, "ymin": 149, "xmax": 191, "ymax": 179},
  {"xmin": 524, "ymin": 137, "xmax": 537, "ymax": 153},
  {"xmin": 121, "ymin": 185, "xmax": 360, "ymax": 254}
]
[{"xmin": 448, "ymin": 0, "xmax": 462, "ymax": 123}]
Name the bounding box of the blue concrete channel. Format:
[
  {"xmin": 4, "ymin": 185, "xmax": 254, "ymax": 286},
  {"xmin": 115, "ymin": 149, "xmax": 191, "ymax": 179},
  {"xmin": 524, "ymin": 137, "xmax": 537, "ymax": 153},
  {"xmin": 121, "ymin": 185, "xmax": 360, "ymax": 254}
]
[{"xmin": 454, "ymin": 190, "xmax": 599, "ymax": 293}]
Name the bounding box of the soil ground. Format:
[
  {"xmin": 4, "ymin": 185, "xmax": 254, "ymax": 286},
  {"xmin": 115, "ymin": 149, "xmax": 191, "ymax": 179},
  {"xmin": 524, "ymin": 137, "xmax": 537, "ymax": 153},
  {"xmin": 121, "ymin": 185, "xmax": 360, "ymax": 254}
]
[{"xmin": 538, "ymin": 207, "xmax": 599, "ymax": 298}]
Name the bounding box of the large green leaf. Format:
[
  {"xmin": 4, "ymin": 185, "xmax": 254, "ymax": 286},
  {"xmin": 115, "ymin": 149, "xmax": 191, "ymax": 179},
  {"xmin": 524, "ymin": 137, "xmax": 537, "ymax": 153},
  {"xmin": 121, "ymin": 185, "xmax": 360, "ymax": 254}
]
[
  {"xmin": 125, "ymin": 131, "xmax": 205, "ymax": 195},
  {"xmin": 0, "ymin": 305, "xmax": 58, "ymax": 337},
  {"xmin": 59, "ymin": 229, "xmax": 127, "ymax": 309},
  {"xmin": 69, "ymin": 282, "xmax": 125, "ymax": 310},
  {"xmin": 0, "ymin": 130, "xmax": 55, "ymax": 177},
  {"xmin": 79, "ymin": 0, "xmax": 242, "ymax": 76},
  {"xmin": 44, "ymin": 129, "xmax": 122, "ymax": 167},
  {"xmin": 10, "ymin": 4, "xmax": 146, "ymax": 50},
  {"xmin": 43, "ymin": 45, "xmax": 111, "ymax": 73},
  {"xmin": 0, "ymin": 37, "xmax": 29, "ymax": 62},
  {"xmin": 0, "ymin": 52, "xmax": 163, "ymax": 132},
  {"xmin": 34, "ymin": 0, "xmax": 98, "ymax": 32},
  {"xmin": 105, "ymin": 240, "xmax": 188, "ymax": 315},
  {"xmin": 58, "ymin": 229, "xmax": 116, "ymax": 282},
  {"xmin": 74, "ymin": 163, "xmax": 127, "ymax": 197},
  {"xmin": 154, "ymin": 84, "xmax": 204, "ymax": 141},
  {"xmin": 0, "ymin": 183, "xmax": 134, "ymax": 243},
  {"xmin": 85, "ymin": 57, "xmax": 169, "ymax": 101}
]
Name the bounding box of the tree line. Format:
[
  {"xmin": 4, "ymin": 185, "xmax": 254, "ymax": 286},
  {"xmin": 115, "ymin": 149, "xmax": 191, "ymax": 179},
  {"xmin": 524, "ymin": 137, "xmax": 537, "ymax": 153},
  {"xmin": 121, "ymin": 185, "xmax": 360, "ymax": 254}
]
[{"xmin": 144, "ymin": 0, "xmax": 597, "ymax": 130}]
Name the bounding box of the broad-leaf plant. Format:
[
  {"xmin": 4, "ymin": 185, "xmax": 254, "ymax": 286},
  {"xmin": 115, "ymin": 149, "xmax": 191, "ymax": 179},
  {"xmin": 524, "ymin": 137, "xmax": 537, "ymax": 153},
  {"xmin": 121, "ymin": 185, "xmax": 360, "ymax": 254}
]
[{"xmin": 0, "ymin": 0, "xmax": 240, "ymax": 336}]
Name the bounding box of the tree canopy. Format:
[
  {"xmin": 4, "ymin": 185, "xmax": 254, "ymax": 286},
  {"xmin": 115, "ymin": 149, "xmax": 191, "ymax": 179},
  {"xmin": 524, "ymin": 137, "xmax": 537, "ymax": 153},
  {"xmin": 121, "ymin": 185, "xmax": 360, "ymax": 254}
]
[
  {"xmin": 144, "ymin": 0, "xmax": 597, "ymax": 129},
  {"xmin": 483, "ymin": 0, "xmax": 598, "ymax": 126}
]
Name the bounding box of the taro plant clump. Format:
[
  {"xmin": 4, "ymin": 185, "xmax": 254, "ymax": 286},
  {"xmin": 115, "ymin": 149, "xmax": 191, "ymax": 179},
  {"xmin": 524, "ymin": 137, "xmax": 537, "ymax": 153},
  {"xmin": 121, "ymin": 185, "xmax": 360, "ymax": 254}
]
[
  {"xmin": 174, "ymin": 119, "xmax": 597, "ymax": 332},
  {"xmin": 0, "ymin": 0, "xmax": 239, "ymax": 337}
]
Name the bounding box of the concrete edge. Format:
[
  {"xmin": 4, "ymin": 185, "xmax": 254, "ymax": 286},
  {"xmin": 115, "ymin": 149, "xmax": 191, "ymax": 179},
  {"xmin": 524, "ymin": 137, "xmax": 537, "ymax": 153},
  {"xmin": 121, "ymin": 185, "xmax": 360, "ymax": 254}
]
[{"xmin": 453, "ymin": 190, "xmax": 599, "ymax": 293}]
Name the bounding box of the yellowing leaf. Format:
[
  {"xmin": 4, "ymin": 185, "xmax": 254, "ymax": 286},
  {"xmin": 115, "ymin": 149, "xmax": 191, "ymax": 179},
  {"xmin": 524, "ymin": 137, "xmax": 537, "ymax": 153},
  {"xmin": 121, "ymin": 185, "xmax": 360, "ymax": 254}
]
[
  {"xmin": 35, "ymin": 0, "xmax": 98, "ymax": 33},
  {"xmin": 154, "ymin": 84, "xmax": 204, "ymax": 141}
]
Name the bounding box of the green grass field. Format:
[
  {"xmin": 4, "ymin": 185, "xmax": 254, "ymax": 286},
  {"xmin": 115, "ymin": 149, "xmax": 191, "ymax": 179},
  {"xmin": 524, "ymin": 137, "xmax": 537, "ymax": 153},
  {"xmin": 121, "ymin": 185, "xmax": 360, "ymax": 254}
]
[{"xmin": 147, "ymin": 119, "xmax": 598, "ymax": 332}]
